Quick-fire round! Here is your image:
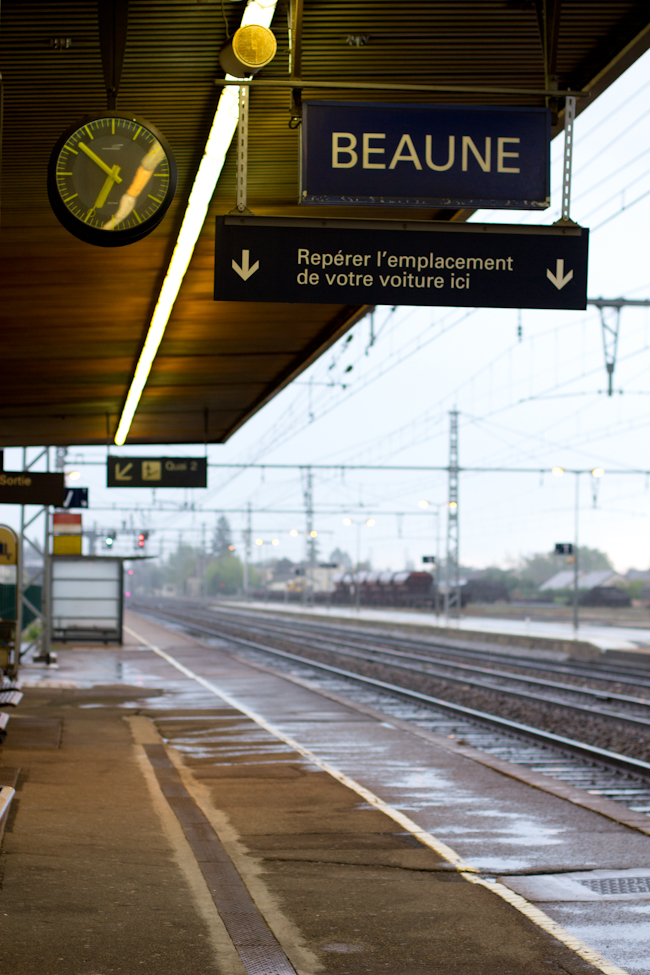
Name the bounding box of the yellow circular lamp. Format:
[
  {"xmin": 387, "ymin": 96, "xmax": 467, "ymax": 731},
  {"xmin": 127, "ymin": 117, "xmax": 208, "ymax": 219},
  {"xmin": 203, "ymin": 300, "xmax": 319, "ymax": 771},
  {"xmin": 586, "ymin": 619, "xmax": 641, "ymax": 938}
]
[{"xmin": 220, "ymin": 24, "xmax": 277, "ymax": 77}]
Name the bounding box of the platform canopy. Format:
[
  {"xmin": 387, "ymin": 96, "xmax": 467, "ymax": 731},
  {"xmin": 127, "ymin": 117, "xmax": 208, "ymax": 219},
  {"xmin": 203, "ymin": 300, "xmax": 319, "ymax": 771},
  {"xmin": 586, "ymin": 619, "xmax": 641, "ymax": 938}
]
[{"xmin": 1, "ymin": 0, "xmax": 649, "ymax": 446}]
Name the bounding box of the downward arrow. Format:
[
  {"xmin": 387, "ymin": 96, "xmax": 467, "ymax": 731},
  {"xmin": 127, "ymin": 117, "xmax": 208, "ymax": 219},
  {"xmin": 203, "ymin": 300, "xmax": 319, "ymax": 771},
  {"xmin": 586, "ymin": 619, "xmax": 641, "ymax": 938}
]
[
  {"xmin": 546, "ymin": 258, "xmax": 574, "ymax": 290},
  {"xmin": 232, "ymin": 249, "xmax": 259, "ymax": 281}
]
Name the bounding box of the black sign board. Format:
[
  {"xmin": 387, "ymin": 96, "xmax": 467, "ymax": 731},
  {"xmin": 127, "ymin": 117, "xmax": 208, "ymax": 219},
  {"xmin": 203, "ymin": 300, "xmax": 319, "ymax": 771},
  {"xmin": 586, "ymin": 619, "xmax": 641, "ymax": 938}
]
[
  {"xmin": 422, "ymin": 556, "xmax": 436, "ymax": 564},
  {"xmin": 215, "ymin": 216, "xmax": 588, "ymax": 310},
  {"xmin": 554, "ymin": 542, "xmax": 574, "ymax": 555},
  {"xmin": 0, "ymin": 471, "xmax": 65, "ymax": 506},
  {"xmin": 62, "ymin": 488, "xmax": 89, "ymax": 509},
  {"xmin": 107, "ymin": 456, "xmax": 207, "ymax": 488}
]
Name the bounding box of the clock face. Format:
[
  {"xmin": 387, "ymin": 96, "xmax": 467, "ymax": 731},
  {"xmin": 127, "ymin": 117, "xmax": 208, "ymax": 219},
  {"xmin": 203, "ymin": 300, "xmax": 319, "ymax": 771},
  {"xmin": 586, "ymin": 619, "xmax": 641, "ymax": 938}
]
[{"xmin": 47, "ymin": 112, "xmax": 177, "ymax": 246}]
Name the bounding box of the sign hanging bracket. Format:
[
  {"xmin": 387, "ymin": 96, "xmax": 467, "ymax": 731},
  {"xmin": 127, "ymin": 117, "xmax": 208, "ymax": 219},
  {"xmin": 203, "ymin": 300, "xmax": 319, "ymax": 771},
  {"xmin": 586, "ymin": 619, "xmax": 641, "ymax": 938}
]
[
  {"xmin": 229, "ymin": 84, "xmax": 254, "ymax": 215},
  {"xmin": 289, "ymin": 87, "xmax": 302, "ymax": 128},
  {"xmin": 555, "ymin": 95, "xmax": 578, "ymax": 226}
]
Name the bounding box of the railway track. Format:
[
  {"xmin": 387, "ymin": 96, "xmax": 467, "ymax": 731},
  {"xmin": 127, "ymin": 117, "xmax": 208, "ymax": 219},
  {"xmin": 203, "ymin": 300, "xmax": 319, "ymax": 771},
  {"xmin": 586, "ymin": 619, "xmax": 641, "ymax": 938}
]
[
  {"xmin": 134, "ymin": 599, "xmax": 650, "ymax": 728},
  {"xmin": 149, "ymin": 600, "xmax": 650, "ymax": 688},
  {"xmin": 131, "ymin": 598, "xmax": 650, "ymax": 815}
]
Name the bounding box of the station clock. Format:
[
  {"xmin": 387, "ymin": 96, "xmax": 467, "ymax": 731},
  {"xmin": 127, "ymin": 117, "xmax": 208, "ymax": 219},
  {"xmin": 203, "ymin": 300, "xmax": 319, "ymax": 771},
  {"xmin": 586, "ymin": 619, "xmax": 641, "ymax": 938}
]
[{"xmin": 47, "ymin": 112, "xmax": 177, "ymax": 246}]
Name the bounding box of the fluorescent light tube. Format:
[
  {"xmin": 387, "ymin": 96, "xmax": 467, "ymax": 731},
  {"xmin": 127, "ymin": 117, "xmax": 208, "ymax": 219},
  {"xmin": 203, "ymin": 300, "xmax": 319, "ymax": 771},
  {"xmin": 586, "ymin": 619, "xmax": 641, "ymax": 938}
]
[{"xmin": 114, "ymin": 0, "xmax": 278, "ymax": 446}]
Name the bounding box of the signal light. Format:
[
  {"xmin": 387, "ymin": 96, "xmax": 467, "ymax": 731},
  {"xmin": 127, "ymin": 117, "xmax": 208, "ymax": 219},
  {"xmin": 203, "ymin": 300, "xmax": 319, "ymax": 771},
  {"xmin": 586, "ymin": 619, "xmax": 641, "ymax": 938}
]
[
  {"xmin": 105, "ymin": 532, "xmax": 115, "ymax": 548},
  {"xmin": 138, "ymin": 531, "xmax": 149, "ymax": 548}
]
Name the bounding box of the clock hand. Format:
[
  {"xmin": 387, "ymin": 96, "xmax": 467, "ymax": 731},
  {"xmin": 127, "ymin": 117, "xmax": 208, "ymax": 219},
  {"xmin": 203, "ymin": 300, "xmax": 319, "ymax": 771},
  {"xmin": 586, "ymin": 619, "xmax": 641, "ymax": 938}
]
[
  {"xmin": 78, "ymin": 142, "xmax": 123, "ymax": 183},
  {"xmin": 91, "ymin": 164, "xmax": 121, "ymax": 212}
]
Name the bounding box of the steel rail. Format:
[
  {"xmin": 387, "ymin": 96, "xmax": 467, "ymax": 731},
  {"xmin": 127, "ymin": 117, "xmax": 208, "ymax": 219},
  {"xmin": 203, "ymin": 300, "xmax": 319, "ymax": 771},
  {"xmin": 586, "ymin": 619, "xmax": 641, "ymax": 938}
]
[
  {"xmin": 154, "ymin": 602, "xmax": 650, "ymax": 709},
  {"xmin": 134, "ymin": 604, "xmax": 650, "ymax": 781},
  {"xmin": 223, "ymin": 617, "xmax": 650, "ymax": 711},
  {"xmin": 206, "ymin": 604, "xmax": 650, "ymax": 688},
  {"xmin": 150, "ymin": 605, "xmax": 650, "ymax": 732},
  {"xmin": 205, "ymin": 607, "xmax": 650, "ymax": 695}
]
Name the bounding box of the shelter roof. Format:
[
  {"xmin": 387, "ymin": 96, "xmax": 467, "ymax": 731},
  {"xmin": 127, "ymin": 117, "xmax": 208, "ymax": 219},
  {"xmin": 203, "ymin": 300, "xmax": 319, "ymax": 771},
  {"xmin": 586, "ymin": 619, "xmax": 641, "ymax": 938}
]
[
  {"xmin": 540, "ymin": 569, "xmax": 625, "ymax": 590},
  {"xmin": 1, "ymin": 0, "xmax": 649, "ymax": 446}
]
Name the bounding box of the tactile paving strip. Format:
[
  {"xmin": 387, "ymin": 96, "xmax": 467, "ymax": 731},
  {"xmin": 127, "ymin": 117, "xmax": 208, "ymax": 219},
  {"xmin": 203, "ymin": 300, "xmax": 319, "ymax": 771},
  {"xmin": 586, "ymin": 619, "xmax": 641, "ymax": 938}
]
[{"xmin": 143, "ymin": 743, "xmax": 297, "ymax": 975}]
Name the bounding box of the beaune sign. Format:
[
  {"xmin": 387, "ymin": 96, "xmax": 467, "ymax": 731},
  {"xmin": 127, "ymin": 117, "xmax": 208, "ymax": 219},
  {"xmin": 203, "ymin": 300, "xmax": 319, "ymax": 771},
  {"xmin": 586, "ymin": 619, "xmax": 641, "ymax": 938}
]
[{"xmin": 301, "ymin": 102, "xmax": 550, "ymax": 210}]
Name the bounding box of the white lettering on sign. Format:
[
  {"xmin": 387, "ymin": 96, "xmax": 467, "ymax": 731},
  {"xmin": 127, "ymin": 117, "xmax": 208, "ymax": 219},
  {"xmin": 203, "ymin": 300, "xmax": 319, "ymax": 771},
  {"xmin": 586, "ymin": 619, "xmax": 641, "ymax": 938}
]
[
  {"xmin": 295, "ymin": 248, "xmax": 514, "ymax": 289},
  {"xmin": 462, "ymin": 136, "xmax": 491, "ymax": 172},
  {"xmin": 329, "ymin": 133, "xmax": 522, "ymax": 175},
  {"xmin": 0, "ymin": 474, "xmax": 33, "ymax": 487},
  {"xmin": 426, "ymin": 135, "xmax": 455, "ymax": 171},
  {"xmin": 363, "ymin": 133, "xmax": 386, "ymax": 169},
  {"xmin": 388, "ymin": 134, "xmax": 422, "ymax": 170},
  {"xmin": 332, "ymin": 132, "xmax": 358, "ymax": 168},
  {"xmin": 297, "ymin": 249, "xmax": 372, "ymax": 267},
  {"xmin": 497, "ymin": 137, "xmax": 520, "ymax": 173}
]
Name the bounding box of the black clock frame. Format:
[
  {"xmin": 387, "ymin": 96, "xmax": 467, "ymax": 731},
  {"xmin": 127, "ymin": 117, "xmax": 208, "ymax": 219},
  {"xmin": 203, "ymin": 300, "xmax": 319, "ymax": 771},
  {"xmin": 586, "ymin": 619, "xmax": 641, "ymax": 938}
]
[{"xmin": 47, "ymin": 111, "xmax": 178, "ymax": 247}]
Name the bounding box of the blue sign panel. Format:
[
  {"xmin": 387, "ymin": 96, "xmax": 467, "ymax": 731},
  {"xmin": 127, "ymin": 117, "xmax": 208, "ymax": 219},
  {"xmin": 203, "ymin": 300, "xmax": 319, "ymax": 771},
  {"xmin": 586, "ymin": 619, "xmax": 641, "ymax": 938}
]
[
  {"xmin": 62, "ymin": 487, "xmax": 89, "ymax": 509},
  {"xmin": 301, "ymin": 102, "xmax": 550, "ymax": 210}
]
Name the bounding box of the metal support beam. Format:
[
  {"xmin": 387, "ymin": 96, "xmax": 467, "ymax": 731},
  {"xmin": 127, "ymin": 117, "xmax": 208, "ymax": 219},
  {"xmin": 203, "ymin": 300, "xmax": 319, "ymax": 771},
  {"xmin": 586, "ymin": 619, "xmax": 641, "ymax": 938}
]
[
  {"xmin": 289, "ymin": 0, "xmax": 303, "ymax": 78},
  {"xmin": 302, "ymin": 467, "xmax": 314, "ymax": 604},
  {"xmin": 216, "ymin": 77, "xmax": 586, "ymax": 98},
  {"xmin": 538, "ymin": 0, "xmax": 562, "ymax": 120},
  {"xmin": 445, "ymin": 411, "xmax": 460, "ymax": 621},
  {"xmin": 573, "ymin": 472, "xmax": 580, "ymax": 634},
  {"xmin": 17, "ymin": 448, "xmax": 52, "ymax": 664},
  {"xmin": 289, "ymin": 0, "xmax": 303, "ymax": 124},
  {"xmin": 235, "ymin": 84, "xmax": 251, "ymax": 214},
  {"xmin": 97, "ymin": 0, "xmax": 129, "ymax": 110},
  {"xmin": 243, "ymin": 501, "xmax": 251, "ymax": 596},
  {"xmin": 560, "ymin": 95, "xmax": 576, "ymax": 223},
  {"xmin": 587, "ymin": 299, "xmax": 650, "ymax": 394},
  {"xmin": 598, "ymin": 306, "xmax": 621, "ymax": 396}
]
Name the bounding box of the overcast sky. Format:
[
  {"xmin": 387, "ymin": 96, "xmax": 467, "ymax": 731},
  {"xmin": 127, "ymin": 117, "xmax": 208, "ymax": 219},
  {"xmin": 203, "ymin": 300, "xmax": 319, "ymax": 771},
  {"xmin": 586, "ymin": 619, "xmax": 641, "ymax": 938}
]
[{"xmin": 5, "ymin": 49, "xmax": 650, "ymax": 575}]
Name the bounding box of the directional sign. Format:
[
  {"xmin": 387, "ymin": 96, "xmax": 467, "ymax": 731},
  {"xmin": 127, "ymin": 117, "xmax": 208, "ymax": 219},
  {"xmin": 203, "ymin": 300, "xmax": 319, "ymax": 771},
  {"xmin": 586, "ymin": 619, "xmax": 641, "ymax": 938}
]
[
  {"xmin": 107, "ymin": 456, "xmax": 207, "ymax": 488},
  {"xmin": 62, "ymin": 487, "xmax": 89, "ymax": 509},
  {"xmin": 554, "ymin": 542, "xmax": 574, "ymax": 555},
  {"xmin": 0, "ymin": 471, "xmax": 65, "ymax": 506},
  {"xmin": 215, "ymin": 216, "xmax": 588, "ymax": 310},
  {"xmin": 302, "ymin": 101, "xmax": 550, "ymax": 210}
]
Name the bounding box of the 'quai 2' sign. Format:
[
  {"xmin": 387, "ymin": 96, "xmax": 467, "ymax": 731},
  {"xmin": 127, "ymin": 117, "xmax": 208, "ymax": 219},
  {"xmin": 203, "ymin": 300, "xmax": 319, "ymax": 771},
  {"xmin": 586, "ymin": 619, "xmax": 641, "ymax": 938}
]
[{"xmin": 301, "ymin": 102, "xmax": 550, "ymax": 210}]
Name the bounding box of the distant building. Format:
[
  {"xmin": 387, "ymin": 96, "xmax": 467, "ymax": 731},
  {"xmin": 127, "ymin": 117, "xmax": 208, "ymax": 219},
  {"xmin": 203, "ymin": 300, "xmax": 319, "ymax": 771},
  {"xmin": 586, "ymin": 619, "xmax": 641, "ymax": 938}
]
[
  {"xmin": 539, "ymin": 569, "xmax": 627, "ymax": 591},
  {"xmin": 626, "ymin": 569, "xmax": 650, "ymax": 583}
]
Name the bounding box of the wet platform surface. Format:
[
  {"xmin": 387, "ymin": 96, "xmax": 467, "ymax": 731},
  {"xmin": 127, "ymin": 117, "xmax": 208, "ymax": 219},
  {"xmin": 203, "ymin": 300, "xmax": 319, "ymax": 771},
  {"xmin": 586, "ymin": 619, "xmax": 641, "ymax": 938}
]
[{"xmin": 1, "ymin": 610, "xmax": 649, "ymax": 974}]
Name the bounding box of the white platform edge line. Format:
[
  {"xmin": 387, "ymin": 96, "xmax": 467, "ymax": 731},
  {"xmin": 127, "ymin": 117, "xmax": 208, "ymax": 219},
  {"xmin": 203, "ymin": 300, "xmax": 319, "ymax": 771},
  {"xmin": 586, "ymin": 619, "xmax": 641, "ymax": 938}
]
[
  {"xmin": 461, "ymin": 874, "xmax": 630, "ymax": 975},
  {"xmin": 125, "ymin": 624, "xmax": 632, "ymax": 975}
]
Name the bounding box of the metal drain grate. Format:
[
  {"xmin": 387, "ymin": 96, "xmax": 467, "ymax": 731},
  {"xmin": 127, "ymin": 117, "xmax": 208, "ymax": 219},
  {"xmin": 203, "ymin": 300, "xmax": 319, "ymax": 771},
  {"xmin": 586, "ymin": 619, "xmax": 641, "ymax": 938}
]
[
  {"xmin": 500, "ymin": 869, "xmax": 650, "ymax": 901},
  {"xmin": 578, "ymin": 876, "xmax": 650, "ymax": 895}
]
